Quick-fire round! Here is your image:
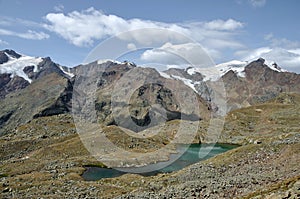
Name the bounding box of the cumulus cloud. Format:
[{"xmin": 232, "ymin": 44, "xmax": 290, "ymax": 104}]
[
  {"xmin": 44, "ymin": 8, "xmax": 127, "ymax": 46},
  {"xmin": 249, "ymin": 0, "xmax": 267, "ymax": 7},
  {"xmin": 203, "ymin": 19, "xmax": 243, "ymax": 31},
  {"xmin": 44, "ymin": 8, "xmax": 191, "ymax": 46},
  {"xmin": 127, "ymin": 43, "xmax": 136, "ymax": 50},
  {"xmin": 43, "ymin": 7, "xmax": 244, "ymax": 53},
  {"xmin": 141, "ymin": 42, "xmax": 214, "ymax": 67},
  {"xmin": 0, "ymin": 28, "xmax": 49, "ymax": 40}
]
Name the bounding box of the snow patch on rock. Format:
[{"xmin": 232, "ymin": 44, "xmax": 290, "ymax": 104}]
[{"xmin": 0, "ymin": 53, "xmax": 43, "ymax": 83}]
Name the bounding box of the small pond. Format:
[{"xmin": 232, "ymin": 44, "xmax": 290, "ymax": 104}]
[{"xmin": 82, "ymin": 143, "xmax": 238, "ymax": 181}]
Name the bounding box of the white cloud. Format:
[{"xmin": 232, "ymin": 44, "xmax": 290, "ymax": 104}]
[
  {"xmin": 44, "ymin": 8, "xmax": 127, "ymax": 46},
  {"xmin": 203, "ymin": 19, "xmax": 243, "ymax": 31},
  {"xmin": 249, "ymin": 0, "xmax": 267, "ymax": 7},
  {"xmin": 203, "ymin": 38, "xmax": 244, "ymax": 50},
  {"xmin": 264, "ymin": 33, "xmax": 300, "ymax": 49},
  {"xmin": 141, "ymin": 42, "xmax": 214, "ymax": 67},
  {"xmin": 127, "ymin": 43, "xmax": 136, "ymax": 50},
  {"xmin": 44, "ymin": 8, "xmax": 191, "ymax": 47},
  {"xmin": 43, "ymin": 7, "xmax": 245, "ymax": 53},
  {"xmin": 235, "ymin": 47, "xmax": 272, "ymax": 60},
  {"xmin": 201, "ymin": 47, "xmax": 222, "ymax": 60},
  {"xmin": 0, "ymin": 16, "xmax": 43, "ymax": 28},
  {"xmin": 0, "ymin": 16, "xmax": 49, "ymax": 40},
  {"xmin": 0, "ymin": 28, "xmax": 49, "ymax": 40}
]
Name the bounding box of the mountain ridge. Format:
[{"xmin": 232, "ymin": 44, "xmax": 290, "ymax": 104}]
[{"xmin": 0, "ymin": 49, "xmax": 300, "ymax": 134}]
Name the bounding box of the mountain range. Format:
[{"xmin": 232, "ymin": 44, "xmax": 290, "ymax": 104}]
[{"xmin": 0, "ymin": 49, "xmax": 299, "ymax": 134}]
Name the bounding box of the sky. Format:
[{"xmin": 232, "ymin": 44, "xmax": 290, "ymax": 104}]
[{"xmin": 0, "ymin": 0, "xmax": 300, "ymax": 73}]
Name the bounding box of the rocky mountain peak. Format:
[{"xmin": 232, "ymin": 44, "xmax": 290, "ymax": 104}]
[
  {"xmin": 0, "ymin": 49, "xmax": 21, "ymax": 64},
  {"xmin": 255, "ymin": 57, "xmax": 265, "ymax": 64},
  {"xmin": 0, "ymin": 50, "xmax": 74, "ymax": 99}
]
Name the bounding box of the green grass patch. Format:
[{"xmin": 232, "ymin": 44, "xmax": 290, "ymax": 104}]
[
  {"xmin": 0, "ymin": 173, "xmax": 8, "ymax": 178},
  {"xmin": 83, "ymin": 162, "xmax": 108, "ymax": 168}
]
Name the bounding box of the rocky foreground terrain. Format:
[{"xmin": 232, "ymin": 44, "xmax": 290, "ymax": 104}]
[
  {"xmin": 0, "ymin": 50, "xmax": 299, "ymax": 198},
  {"xmin": 0, "ymin": 93, "xmax": 299, "ymax": 198}
]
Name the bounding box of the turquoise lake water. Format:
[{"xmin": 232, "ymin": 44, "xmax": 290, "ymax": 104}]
[{"xmin": 82, "ymin": 143, "xmax": 238, "ymax": 181}]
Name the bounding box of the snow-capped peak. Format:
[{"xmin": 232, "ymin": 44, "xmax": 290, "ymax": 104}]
[
  {"xmin": 262, "ymin": 59, "xmax": 287, "ymax": 72},
  {"xmin": 157, "ymin": 58, "xmax": 290, "ymax": 94},
  {"xmin": 0, "ymin": 53, "xmax": 43, "ymax": 83},
  {"xmin": 97, "ymin": 59, "xmax": 136, "ymax": 67},
  {"xmin": 191, "ymin": 58, "xmax": 287, "ymax": 82},
  {"xmin": 97, "ymin": 59, "xmax": 122, "ymax": 65},
  {"xmin": 195, "ymin": 60, "xmax": 248, "ymax": 81}
]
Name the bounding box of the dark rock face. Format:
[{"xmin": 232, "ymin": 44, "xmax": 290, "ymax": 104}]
[
  {"xmin": 0, "ymin": 52, "xmax": 9, "ymax": 64},
  {"xmin": 33, "ymin": 79, "xmax": 73, "ymax": 118},
  {"xmin": 116, "ymin": 82, "xmax": 185, "ymax": 132},
  {"xmin": 0, "ymin": 74, "xmax": 11, "ymax": 85},
  {"xmin": 23, "ymin": 66, "xmax": 35, "ymax": 79},
  {"xmin": 0, "ymin": 50, "xmax": 21, "ymax": 64},
  {"xmin": 88, "ymin": 65, "xmax": 209, "ymax": 132},
  {"xmin": 0, "ymin": 110, "xmax": 14, "ymax": 126},
  {"xmin": 3, "ymin": 49, "xmax": 21, "ymax": 59},
  {"xmin": 33, "ymin": 57, "xmax": 66, "ymax": 80},
  {"xmin": 0, "ymin": 74, "xmax": 30, "ymax": 99},
  {"xmin": 0, "ymin": 73, "xmax": 71, "ymax": 134}
]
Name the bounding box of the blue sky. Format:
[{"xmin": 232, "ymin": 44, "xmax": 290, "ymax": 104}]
[{"xmin": 0, "ymin": 0, "xmax": 300, "ymax": 73}]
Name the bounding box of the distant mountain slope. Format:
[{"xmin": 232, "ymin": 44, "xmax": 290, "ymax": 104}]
[{"xmin": 164, "ymin": 58, "xmax": 300, "ymax": 111}]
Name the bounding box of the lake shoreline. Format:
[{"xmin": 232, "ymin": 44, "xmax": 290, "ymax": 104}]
[{"xmin": 81, "ymin": 143, "xmax": 239, "ymax": 181}]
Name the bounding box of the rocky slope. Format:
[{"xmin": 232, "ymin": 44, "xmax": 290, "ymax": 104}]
[
  {"xmin": 0, "ymin": 50, "xmax": 210, "ymax": 134},
  {"xmin": 0, "ymin": 93, "xmax": 299, "ymax": 198},
  {"xmin": 115, "ymin": 93, "xmax": 300, "ymax": 198},
  {"xmin": 0, "ymin": 50, "xmax": 73, "ymax": 135}
]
